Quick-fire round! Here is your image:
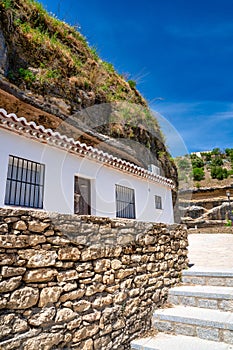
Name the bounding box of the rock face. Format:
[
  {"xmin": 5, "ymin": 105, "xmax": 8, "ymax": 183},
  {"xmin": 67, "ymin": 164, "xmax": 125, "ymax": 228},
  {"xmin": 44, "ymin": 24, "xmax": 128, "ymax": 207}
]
[
  {"xmin": 179, "ymin": 186, "xmax": 233, "ymax": 229},
  {"xmin": 0, "ymin": 208, "xmax": 188, "ymax": 350},
  {"xmin": 0, "ymin": 28, "xmax": 8, "ymax": 75}
]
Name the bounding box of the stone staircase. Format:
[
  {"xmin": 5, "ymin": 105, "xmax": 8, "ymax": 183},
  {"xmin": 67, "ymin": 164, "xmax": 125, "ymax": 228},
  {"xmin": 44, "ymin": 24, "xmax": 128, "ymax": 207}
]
[{"xmin": 131, "ymin": 269, "xmax": 233, "ymax": 349}]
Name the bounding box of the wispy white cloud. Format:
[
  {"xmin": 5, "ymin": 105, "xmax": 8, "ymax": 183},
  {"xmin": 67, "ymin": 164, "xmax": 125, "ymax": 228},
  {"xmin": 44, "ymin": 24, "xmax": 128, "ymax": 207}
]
[{"xmin": 151, "ymin": 100, "xmax": 233, "ymax": 156}]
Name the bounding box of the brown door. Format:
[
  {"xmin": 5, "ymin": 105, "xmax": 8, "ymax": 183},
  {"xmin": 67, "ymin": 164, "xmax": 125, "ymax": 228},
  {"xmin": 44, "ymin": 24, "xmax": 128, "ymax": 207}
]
[{"xmin": 74, "ymin": 176, "xmax": 91, "ymax": 215}]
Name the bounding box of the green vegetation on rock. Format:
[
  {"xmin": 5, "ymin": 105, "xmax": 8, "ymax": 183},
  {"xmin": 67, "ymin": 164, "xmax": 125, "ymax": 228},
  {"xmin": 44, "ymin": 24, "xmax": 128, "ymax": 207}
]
[
  {"xmin": 0, "ymin": 0, "xmax": 147, "ymax": 109},
  {"xmin": 176, "ymin": 147, "xmax": 233, "ymax": 189}
]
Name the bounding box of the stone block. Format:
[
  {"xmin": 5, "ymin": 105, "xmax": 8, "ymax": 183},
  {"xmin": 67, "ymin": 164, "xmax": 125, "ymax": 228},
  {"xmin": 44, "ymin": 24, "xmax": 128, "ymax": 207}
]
[
  {"xmin": 13, "ymin": 221, "xmax": 27, "ymax": 231},
  {"xmin": 180, "ymin": 296, "xmax": 196, "ymax": 307},
  {"xmin": 175, "ymin": 323, "xmax": 196, "ymax": 336},
  {"xmin": 60, "ymin": 289, "xmax": 85, "ymax": 303},
  {"xmin": 115, "ymin": 268, "xmax": 135, "ymax": 280},
  {"xmin": 67, "ymin": 317, "xmax": 82, "ymax": 330},
  {"xmin": 0, "ymin": 253, "xmax": 16, "ymax": 266},
  {"xmin": 117, "ymin": 234, "xmax": 134, "ymax": 245},
  {"xmin": 0, "ymin": 329, "xmax": 40, "ymax": 350},
  {"xmin": 73, "ymin": 325, "xmax": 99, "ymax": 342},
  {"xmin": 28, "ymin": 221, "xmax": 50, "ymax": 232},
  {"xmin": 154, "ymin": 320, "xmax": 174, "ymax": 332},
  {"xmin": 24, "ymin": 268, "xmax": 57, "ymax": 282},
  {"xmin": 223, "ymin": 330, "xmax": 233, "ymax": 344},
  {"xmin": 0, "ymin": 223, "xmax": 8, "ymax": 233},
  {"xmin": 58, "ymin": 247, "xmax": 81, "ymax": 261},
  {"xmin": 114, "ymin": 291, "xmax": 127, "ymax": 304},
  {"xmin": 81, "ymin": 247, "xmax": 105, "ymax": 261},
  {"xmin": 1, "ymin": 266, "xmax": 26, "ymax": 277},
  {"xmin": 23, "ymin": 331, "xmax": 64, "ymax": 350},
  {"xmin": 113, "ymin": 319, "xmax": 125, "ymax": 330},
  {"xmin": 0, "ymin": 235, "xmax": 29, "ymax": 248},
  {"xmin": 7, "ymin": 287, "xmax": 39, "ymax": 309},
  {"xmin": 82, "ymin": 310, "xmax": 101, "ymax": 322},
  {"xmin": 80, "ymin": 339, "xmax": 94, "ymax": 350},
  {"xmin": 198, "ymin": 298, "xmax": 218, "ymax": 309},
  {"xmin": 94, "ymin": 259, "xmax": 111, "ymax": 272},
  {"xmin": 196, "ymin": 327, "xmax": 219, "ymax": 341},
  {"xmin": 29, "ymin": 307, "xmax": 56, "ymax": 326},
  {"xmin": 62, "ymin": 282, "xmax": 78, "ymax": 292},
  {"xmin": 111, "ymin": 259, "xmax": 122, "ymax": 270},
  {"xmin": 85, "ymin": 283, "xmax": 105, "ymax": 296},
  {"xmin": 39, "ymin": 286, "xmax": 63, "ymax": 307},
  {"xmin": 219, "ymin": 299, "xmax": 233, "ymax": 312},
  {"xmin": 57, "ymin": 270, "xmax": 79, "ymax": 282},
  {"xmin": 94, "ymin": 335, "xmax": 112, "ymax": 350},
  {"xmin": 27, "ymin": 250, "xmax": 57, "ymax": 267},
  {"xmin": 47, "ymin": 236, "xmax": 70, "ymax": 245},
  {"xmin": 12, "ymin": 317, "xmax": 28, "ymax": 333},
  {"xmin": 207, "ymin": 278, "xmax": 225, "ymax": 286},
  {"xmin": 55, "ymin": 307, "xmax": 77, "ymax": 322},
  {"xmin": 92, "ymin": 295, "xmax": 113, "ymax": 309},
  {"xmin": 0, "ymin": 314, "xmax": 15, "ymax": 338},
  {"xmin": 73, "ymin": 300, "xmax": 91, "ymax": 312},
  {"xmin": 0, "ymin": 276, "xmax": 22, "ymax": 293}
]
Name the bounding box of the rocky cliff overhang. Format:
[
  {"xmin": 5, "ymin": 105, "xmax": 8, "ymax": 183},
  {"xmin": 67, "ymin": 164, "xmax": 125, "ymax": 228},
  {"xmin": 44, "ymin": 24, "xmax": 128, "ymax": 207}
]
[{"xmin": 0, "ymin": 108, "xmax": 175, "ymax": 189}]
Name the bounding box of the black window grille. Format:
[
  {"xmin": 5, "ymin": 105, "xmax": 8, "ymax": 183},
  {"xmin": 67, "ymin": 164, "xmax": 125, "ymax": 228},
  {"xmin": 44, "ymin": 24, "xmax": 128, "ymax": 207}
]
[
  {"xmin": 155, "ymin": 195, "xmax": 162, "ymax": 209},
  {"xmin": 5, "ymin": 155, "xmax": 45, "ymax": 209},
  {"xmin": 116, "ymin": 184, "xmax": 136, "ymax": 219}
]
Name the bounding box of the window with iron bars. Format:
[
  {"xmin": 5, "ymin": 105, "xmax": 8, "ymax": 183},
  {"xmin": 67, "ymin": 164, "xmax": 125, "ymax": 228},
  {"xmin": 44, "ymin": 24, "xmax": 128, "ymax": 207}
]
[
  {"xmin": 115, "ymin": 184, "xmax": 136, "ymax": 219},
  {"xmin": 155, "ymin": 195, "xmax": 162, "ymax": 209},
  {"xmin": 5, "ymin": 155, "xmax": 45, "ymax": 209}
]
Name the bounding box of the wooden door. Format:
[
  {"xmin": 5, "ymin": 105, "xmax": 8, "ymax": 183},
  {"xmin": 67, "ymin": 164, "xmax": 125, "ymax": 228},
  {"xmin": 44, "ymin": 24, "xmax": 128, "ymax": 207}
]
[{"xmin": 74, "ymin": 176, "xmax": 91, "ymax": 215}]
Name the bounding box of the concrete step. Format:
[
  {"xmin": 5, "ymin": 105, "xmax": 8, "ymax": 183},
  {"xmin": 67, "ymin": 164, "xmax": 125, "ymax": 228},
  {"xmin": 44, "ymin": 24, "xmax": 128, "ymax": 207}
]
[
  {"xmin": 182, "ymin": 269, "xmax": 233, "ymax": 286},
  {"xmin": 131, "ymin": 333, "xmax": 233, "ymax": 350},
  {"xmin": 153, "ymin": 305, "xmax": 233, "ymax": 343},
  {"xmin": 168, "ymin": 285, "xmax": 233, "ymax": 311}
]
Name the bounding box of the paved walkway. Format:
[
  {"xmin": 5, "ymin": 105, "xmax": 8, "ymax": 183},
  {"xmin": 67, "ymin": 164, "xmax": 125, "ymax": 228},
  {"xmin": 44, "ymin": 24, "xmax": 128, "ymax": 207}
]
[{"xmin": 188, "ymin": 233, "xmax": 233, "ymax": 270}]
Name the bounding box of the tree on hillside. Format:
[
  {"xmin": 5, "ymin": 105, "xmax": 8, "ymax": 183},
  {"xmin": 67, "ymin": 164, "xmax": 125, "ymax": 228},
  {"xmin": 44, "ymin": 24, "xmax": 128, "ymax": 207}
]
[
  {"xmin": 210, "ymin": 157, "xmax": 223, "ymax": 167},
  {"xmin": 211, "ymin": 148, "xmax": 221, "ymax": 156},
  {"xmin": 191, "ymin": 156, "xmax": 204, "ymax": 169},
  {"xmin": 193, "ymin": 167, "xmax": 205, "ymax": 181},
  {"xmin": 176, "ymin": 157, "xmax": 191, "ymax": 171},
  {"xmin": 225, "ymin": 148, "xmax": 233, "ymax": 157},
  {"xmin": 211, "ymin": 166, "xmax": 228, "ymax": 180}
]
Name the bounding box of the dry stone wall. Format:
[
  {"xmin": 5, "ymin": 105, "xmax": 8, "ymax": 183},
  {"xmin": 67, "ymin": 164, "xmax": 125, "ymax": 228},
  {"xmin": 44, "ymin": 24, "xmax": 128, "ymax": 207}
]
[{"xmin": 0, "ymin": 208, "xmax": 188, "ymax": 350}]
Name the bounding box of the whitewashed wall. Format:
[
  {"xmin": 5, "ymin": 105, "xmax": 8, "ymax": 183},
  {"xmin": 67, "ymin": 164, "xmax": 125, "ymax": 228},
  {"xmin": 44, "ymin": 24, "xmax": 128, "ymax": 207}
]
[{"xmin": 0, "ymin": 128, "xmax": 174, "ymax": 223}]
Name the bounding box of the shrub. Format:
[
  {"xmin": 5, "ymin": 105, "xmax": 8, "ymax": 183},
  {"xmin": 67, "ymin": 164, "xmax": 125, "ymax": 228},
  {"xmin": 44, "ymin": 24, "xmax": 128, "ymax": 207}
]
[
  {"xmin": 128, "ymin": 80, "xmax": 137, "ymax": 89},
  {"xmin": 211, "ymin": 147, "xmax": 221, "ymax": 156},
  {"xmin": 1, "ymin": 0, "xmax": 12, "ymax": 9},
  {"xmin": 225, "ymin": 219, "xmax": 232, "ymax": 227},
  {"xmin": 176, "ymin": 157, "xmax": 191, "ymax": 170},
  {"xmin": 225, "ymin": 148, "xmax": 233, "ymax": 157},
  {"xmin": 211, "ymin": 166, "xmax": 228, "ymax": 180},
  {"xmin": 210, "ymin": 157, "xmax": 223, "ymax": 167},
  {"xmin": 191, "ymin": 156, "xmax": 204, "ymax": 169},
  {"xmin": 18, "ymin": 68, "xmax": 36, "ymax": 83},
  {"xmin": 193, "ymin": 167, "xmax": 205, "ymax": 181}
]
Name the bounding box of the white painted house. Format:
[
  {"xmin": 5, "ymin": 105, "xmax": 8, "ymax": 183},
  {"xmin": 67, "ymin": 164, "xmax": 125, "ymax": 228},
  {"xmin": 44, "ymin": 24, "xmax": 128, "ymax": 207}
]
[{"xmin": 0, "ymin": 108, "xmax": 174, "ymax": 223}]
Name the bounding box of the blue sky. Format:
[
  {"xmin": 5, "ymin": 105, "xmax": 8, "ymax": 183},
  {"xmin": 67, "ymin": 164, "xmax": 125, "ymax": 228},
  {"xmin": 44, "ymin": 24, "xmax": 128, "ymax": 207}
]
[{"xmin": 39, "ymin": 0, "xmax": 233, "ymax": 156}]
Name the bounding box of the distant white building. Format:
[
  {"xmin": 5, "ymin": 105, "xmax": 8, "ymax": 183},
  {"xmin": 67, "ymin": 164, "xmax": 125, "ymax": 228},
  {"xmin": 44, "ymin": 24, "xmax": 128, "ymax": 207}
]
[
  {"xmin": 0, "ymin": 108, "xmax": 174, "ymax": 223},
  {"xmin": 191, "ymin": 151, "xmax": 211, "ymax": 158}
]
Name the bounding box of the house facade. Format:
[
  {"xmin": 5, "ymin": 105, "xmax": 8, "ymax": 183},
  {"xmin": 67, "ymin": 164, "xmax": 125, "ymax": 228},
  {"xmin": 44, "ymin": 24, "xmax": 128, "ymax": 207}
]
[{"xmin": 0, "ymin": 108, "xmax": 174, "ymax": 223}]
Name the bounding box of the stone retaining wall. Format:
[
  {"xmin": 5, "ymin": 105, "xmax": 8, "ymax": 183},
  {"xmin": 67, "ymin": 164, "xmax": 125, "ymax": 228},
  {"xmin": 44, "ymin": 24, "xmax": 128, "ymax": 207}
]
[{"xmin": 0, "ymin": 209, "xmax": 188, "ymax": 350}]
